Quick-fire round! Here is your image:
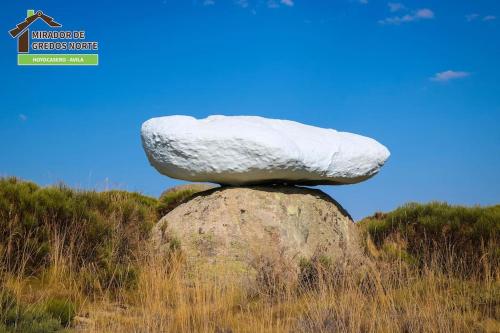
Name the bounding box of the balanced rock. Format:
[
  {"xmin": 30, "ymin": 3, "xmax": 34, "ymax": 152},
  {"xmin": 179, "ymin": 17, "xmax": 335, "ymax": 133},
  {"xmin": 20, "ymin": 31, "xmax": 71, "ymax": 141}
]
[
  {"xmin": 151, "ymin": 186, "xmax": 363, "ymax": 275},
  {"xmin": 141, "ymin": 115, "xmax": 390, "ymax": 186}
]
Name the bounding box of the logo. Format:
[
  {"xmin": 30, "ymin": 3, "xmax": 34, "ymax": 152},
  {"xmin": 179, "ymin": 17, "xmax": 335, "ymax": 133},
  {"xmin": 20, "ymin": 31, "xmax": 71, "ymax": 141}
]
[{"xmin": 9, "ymin": 10, "xmax": 99, "ymax": 66}]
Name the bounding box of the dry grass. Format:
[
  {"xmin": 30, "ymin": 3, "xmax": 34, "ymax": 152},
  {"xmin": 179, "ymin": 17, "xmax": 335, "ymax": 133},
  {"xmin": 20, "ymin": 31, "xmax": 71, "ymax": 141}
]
[
  {"xmin": 73, "ymin": 250, "xmax": 499, "ymax": 333},
  {"xmin": 0, "ymin": 178, "xmax": 498, "ymax": 332}
]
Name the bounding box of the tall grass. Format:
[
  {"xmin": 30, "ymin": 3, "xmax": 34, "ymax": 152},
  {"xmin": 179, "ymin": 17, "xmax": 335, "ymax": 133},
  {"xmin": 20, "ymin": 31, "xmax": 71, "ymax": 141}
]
[
  {"xmin": 1, "ymin": 178, "xmax": 498, "ymax": 332},
  {"xmin": 0, "ymin": 177, "xmax": 158, "ymax": 332},
  {"xmin": 361, "ymin": 202, "xmax": 499, "ymax": 277},
  {"xmin": 83, "ymin": 250, "xmax": 499, "ymax": 332}
]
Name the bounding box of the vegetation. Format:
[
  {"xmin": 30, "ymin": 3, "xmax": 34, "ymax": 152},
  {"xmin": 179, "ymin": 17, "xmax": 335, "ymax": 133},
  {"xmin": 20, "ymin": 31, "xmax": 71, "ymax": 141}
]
[
  {"xmin": 360, "ymin": 202, "xmax": 499, "ymax": 276},
  {"xmin": 156, "ymin": 189, "xmax": 202, "ymax": 217},
  {"xmin": 0, "ymin": 177, "xmax": 158, "ymax": 331},
  {"xmin": 0, "ymin": 289, "xmax": 72, "ymax": 332},
  {"xmin": 156, "ymin": 184, "xmax": 213, "ymax": 217},
  {"xmin": 0, "ymin": 177, "xmax": 157, "ymax": 289},
  {"xmin": 44, "ymin": 298, "xmax": 76, "ymax": 327},
  {"xmin": 0, "ymin": 178, "xmax": 498, "ymax": 332}
]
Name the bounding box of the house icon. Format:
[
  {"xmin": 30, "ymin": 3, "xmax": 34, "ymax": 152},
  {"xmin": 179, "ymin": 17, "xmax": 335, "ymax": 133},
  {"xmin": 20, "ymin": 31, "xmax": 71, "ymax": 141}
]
[{"xmin": 9, "ymin": 10, "xmax": 61, "ymax": 53}]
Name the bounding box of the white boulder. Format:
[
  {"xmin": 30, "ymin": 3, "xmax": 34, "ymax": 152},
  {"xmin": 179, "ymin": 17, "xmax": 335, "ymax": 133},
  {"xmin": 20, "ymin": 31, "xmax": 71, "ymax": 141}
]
[{"xmin": 141, "ymin": 115, "xmax": 390, "ymax": 185}]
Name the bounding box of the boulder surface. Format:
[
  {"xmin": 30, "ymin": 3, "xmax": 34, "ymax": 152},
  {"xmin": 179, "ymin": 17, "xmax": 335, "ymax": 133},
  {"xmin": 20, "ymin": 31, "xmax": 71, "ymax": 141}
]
[
  {"xmin": 141, "ymin": 115, "xmax": 390, "ymax": 186},
  {"xmin": 151, "ymin": 186, "xmax": 363, "ymax": 275}
]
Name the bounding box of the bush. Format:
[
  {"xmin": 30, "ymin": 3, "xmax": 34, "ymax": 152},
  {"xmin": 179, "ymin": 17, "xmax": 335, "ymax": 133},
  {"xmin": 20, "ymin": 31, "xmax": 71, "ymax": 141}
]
[
  {"xmin": 0, "ymin": 288, "xmax": 62, "ymax": 333},
  {"xmin": 0, "ymin": 177, "xmax": 158, "ymax": 290},
  {"xmin": 156, "ymin": 184, "xmax": 214, "ymax": 217},
  {"xmin": 359, "ymin": 202, "xmax": 500, "ymax": 276},
  {"xmin": 44, "ymin": 298, "xmax": 76, "ymax": 327},
  {"xmin": 156, "ymin": 189, "xmax": 202, "ymax": 217},
  {"xmin": 8, "ymin": 310, "xmax": 61, "ymax": 333}
]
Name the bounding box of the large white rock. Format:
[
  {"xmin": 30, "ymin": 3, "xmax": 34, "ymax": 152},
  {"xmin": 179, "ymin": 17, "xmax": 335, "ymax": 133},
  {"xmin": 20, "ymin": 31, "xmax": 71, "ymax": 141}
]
[{"xmin": 141, "ymin": 115, "xmax": 390, "ymax": 185}]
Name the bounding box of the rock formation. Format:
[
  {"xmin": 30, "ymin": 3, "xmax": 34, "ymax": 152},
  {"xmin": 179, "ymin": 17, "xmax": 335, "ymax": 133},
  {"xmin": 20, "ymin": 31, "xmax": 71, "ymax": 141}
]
[
  {"xmin": 141, "ymin": 115, "xmax": 390, "ymax": 185},
  {"xmin": 151, "ymin": 186, "xmax": 363, "ymax": 275},
  {"xmin": 143, "ymin": 115, "xmax": 389, "ymax": 275}
]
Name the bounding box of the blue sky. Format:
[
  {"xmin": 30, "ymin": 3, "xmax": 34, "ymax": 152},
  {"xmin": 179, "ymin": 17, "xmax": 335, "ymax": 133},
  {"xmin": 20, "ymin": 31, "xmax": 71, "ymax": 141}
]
[{"xmin": 1, "ymin": 0, "xmax": 499, "ymax": 219}]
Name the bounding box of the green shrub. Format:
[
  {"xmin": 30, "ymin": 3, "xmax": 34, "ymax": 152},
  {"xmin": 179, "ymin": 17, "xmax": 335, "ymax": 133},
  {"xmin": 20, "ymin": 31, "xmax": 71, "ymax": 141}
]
[
  {"xmin": 44, "ymin": 298, "xmax": 76, "ymax": 327},
  {"xmin": 0, "ymin": 177, "xmax": 158, "ymax": 290},
  {"xmin": 0, "ymin": 288, "xmax": 62, "ymax": 333},
  {"xmin": 156, "ymin": 189, "xmax": 201, "ymax": 217},
  {"xmin": 0, "ymin": 290, "xmax": 17, "ymax": 325},
  {"xmin": 10, "ymin": 310, "xmax": 61, "ymax": 333},
  {"xmin": 381, "ymin": 243, "xmax": 418, "ymax": 265},
  {"xmin": 359, "ymin": 202, "xmax": 500, "ymax": 275}
]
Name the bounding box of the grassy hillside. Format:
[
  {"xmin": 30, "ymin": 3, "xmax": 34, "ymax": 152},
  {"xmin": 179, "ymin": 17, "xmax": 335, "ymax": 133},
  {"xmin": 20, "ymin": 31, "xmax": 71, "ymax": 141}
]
[
  {"xmin": 360, "ymin": 202, "xmax": 499, "ymax": 276},
  {"xmin": 0, "ymin": 178, "xmax": 498, "ymax": 332},
  {"xmin": 0, "ymin": 177, "xmax": 158, "ymax": 332},
  {"xmin": 0, "ymin": 177, "xmax": 157, "ymax": 284}
]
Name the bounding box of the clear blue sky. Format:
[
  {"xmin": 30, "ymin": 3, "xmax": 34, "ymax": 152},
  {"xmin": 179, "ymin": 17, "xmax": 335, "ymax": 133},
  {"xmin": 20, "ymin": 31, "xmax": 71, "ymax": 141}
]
[{"xmin": 1, "ymin": 0, "xmax": 499, "ymax": 219}]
